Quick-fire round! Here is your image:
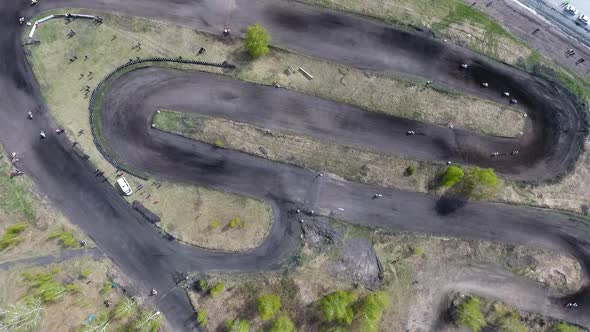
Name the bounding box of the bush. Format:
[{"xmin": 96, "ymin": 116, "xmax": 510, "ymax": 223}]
[
  {"xmin": 197, "ymin": 279, "xmax": 209, "ymax": 292},
  {"xmin": 455, "ymin": 297, "xmax": 486, "ymax": 332},
  {"xmin": 441, "ymin": 165, "xmax": 464, "ymax": 187},
  {"xmin": 214, "ymin": 139, "xmax": 224, "ymax": 148},
  {"xmin": 557, "ymin": 323, "xmax": 581, "ymax": 332},
  {"xmin": 245, "ymin": 23, "xmax": 270, "ymax": 57},
  {"xmin": 0, "ymin": 222, "xmax": 28, "ymax": 250},
  {"xmin": 210, "ymin": 281, "xmax": 225, "ymax": 297},
  {"xmin": 48, "ymin": 229, "xmax": 77, "ymax": 248},
  {"xmin": 462, "ymin": 167, "xmax": 498, "ymax": 200},
  {"xmin": 197, "ymin": 309, "xmax": 207, "ymax": 326},
  {"xmin": 257, "ymin": 293, "xmax": 281, "ymax": 320},
  {"xmin": 79, "ymin": 270, "xmax": 92, "ymax": 279},
  {"xmin": 225, "ymin": 318, "xmax": 250, "ymax": 332},
  {"xmin": 406, "ymin": 165, "xmax": 415, "ymax": 176},
  {"xmin": 354, "ymin": 291, "xmax": 390, "ymax": 332},
  {"xmin": 496, "ymin": 312, "xmax": 526, "ymax": 332},
  {"xmin": 209, "ymin": 221, "xmax": 220, "ymax": 230},
  {"xmin": 228, "ymin": 217, "xmax": 240, "ymax": 229},
  {"xmin": 114, "ymin": 298, "xmax": 137, "ymax": 320},
  {"xmin": 413, "ymin": 246, "xmax": 425, "ymax": 256},
  {"xmin": 269, "ymin": 314, "xmax": 295, "ymax": 332},
  {"xmin": 319, "ymin": 290, "xmax": 357, "ymax": 325}
]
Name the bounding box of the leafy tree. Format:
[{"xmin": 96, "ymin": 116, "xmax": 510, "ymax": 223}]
[
  {"xmin": 210, "ymin": 281, "xmax": 225, "ymax": 297},
  {"xmin": 319, "ymin": 290, "xmax": 357, "ymax": 325},
  {"xmin": 496, "ymin": 312, "xmax": 526, "ymax": 332},
  {"xmin": 245, "ymin": 23, "xmax": 270, "ymax": 57},
  {"xmin": 197, "ymin": 309, "xmax": 207, "ymax": 326},
  {"xmin": 441, "ymin": 165, "xmax": 464, "ymax": 187},
  {"xmin": 225, "ymin": 318, "xmax": 250, "ymax": 332},
  {"xmin": 557, "ymin": 322, "xmax": 581, "ymax": 332},
  {"xmin": 462, "ymin": 167, "xmax": 498, "ymax": 200},
  {"xmin": 257, "ymin": 293, "xmax": 281, "ymax": 320},
  {"xmin": 354, "ymin": 291, "xmax": 390, "ymax": 332},
  {"xmin": 269, "ymin": 314, "xmax": 295, "ymax": 332},
  {"xmin": 0, "ymin": 298, "xmax": 45, "ymax": 332},
  {"xmin": 455, "ymin": 296, "xmax": 486, "ymax": 332},
  {"xmin": 228, "ymin": 217, "xmax": 240, "ymax": 229},
  {"xmin": 406, "ymin": 165, "xmax": 416, "ymax": 176}
]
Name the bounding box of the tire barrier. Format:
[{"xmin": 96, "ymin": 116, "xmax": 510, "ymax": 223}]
[{"xmin": 88, "ymin": 58, "xmax": 237, "ymax": 180}]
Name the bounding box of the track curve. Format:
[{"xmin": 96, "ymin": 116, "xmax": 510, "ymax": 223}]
[{"xmin": 0, "ymin": 0, "xmax": 588, "ymax": 330}]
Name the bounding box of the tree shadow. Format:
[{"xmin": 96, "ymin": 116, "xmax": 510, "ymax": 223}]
[{"xmin": 435, "ymin": 184, "xmax": 468, "ymax": 216}]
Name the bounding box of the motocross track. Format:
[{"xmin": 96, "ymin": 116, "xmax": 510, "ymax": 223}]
[{"xmin": 0, "ymin": 0, "xmax": 588, "ymax": 330}]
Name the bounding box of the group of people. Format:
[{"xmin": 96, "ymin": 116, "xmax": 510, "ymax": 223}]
[{"xmin": 27, "ymin": 111, "xmax": 64, "ymax": 138}]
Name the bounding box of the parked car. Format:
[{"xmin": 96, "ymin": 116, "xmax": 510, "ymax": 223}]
[
  {"xmin": 565, "ymin": 5, "xmax": 578, "ymax": 15},
  {"xmin": 579, "ymin": 14, "xmax": 590, "ymax": 25},
  {"xmin": 116, "ymin": 177, "xmax": 133, "ymax": 196}
]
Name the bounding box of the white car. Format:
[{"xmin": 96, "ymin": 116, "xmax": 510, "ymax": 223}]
[
  {"xmin": 579, "ymin": 14, "xmax": 590, "ymax": 25},
  {"xmin": 116, "ymin": 177, "xmax": 133, "ymax": 196},
  {"xmin": 565, "ymin": 5, "xmax": 578, "ymax": 15}
]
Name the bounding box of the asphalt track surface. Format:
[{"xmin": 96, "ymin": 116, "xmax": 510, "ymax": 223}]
[{"xmin": 0, "ymin": 0, "xmax": 588, "ymax": 330}]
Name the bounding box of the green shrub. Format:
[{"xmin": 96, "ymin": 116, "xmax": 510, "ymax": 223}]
[
  {"xmin": 228, "ymin": 217, "xmax": 240, "ymax": 229},
  {"xmin": 210, "ymin": 281, "xmax": 225, "ymax": 297},
  {"xmin": 0, "ymin": 222, "xmax": 28, "ymax": 250},
  {"xmin": 225, "ymin": 318, "xmax": 250, "ymax": 332},
  {"xmin": 557, "ymin": 323, "xmax": 581, "ymax": 332},
  {"xmin": 114, "ymin": 298, "xmax": 137, "ymax": 320},
  {"xmin": 441, "ymin": 165, "xmax": 464, "ymax": 187},
  {"xmin": 100, "ymin": 281, "xmax": 112, "ymax": 294},
  {"xmin": 79, "ymin": 270, "xmax": 92, "ymax": 279},
  {"xmin": 269, "ymin": 314, "xmax": 295, "ymax": 332},
  {"xmin": 197, "ymin": 279, "xmax": 209, "ymax": 292},
  {"xmin": 197, "ymin": 309, "xmax": 207, "ymax": 326},
  {"xmin": 48, "ymin": 229, "xmax": 77, "ymax": 248},
  {"xmin": 355, "ymin": 291, "xmax": 390, "ymax": 332},
  {"xmin": 245, "ymin": 23, "xmax": 270, "ymax": 57},
  {"xmin": 463, "ymin": 167, "xmax": 498, "ymax": 200},
  {"xmin": 496, "ymin": 312, "xmax": 526, "ymax": 332},
  {"xmin": 210, "ymin": 221, "xmax": 220, "ymax": 230},
  {"xmin": 214, "ymin": 139, "xmax": 224, "ymax": 148},
  {"xmin": 413, "ymin": 246, "xmax": 425, "ymax": 256},
  {"xmin": 257, "ymin": 293, "xmax": 281, "ymax": 320},
  {"xmin": 406, "ymin": 165, "xmax": 415, "ymax": 176},
  {"xmin": 319, "ymin": 290, "xmax": 357, "ymax": 325},
  {"xmin": 455, "ymin": 297, "xmax": 486, "ymax": 332}
]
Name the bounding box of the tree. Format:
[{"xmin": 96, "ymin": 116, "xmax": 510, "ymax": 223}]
[
  {"xmin": 455, "ymin": 297, "xmax": 486, "ymax": 332},
  {"xmin": 557, "ymin": 323, "xmax": 581, "ymax": 332},
  {"xmin": 406, "ymin": 165, "xmax": 415, "ymax": 176},
  {"xmin": 245, "ymin": 23, "xmax": 270, "ymax": 57},
  {"xmin": 225, "ymin": 319, "xmax": 250, "ymax": 332},
  {"xmin": 114, "ymin": 298, "xmax": 137, "ymax": 320},
  {"xmin": 269, "ymin": 314, "xmax": 295, "ymax": 332},
  {"xmin": 354, "ymin": 291, "xmax": 390, "ymax": 332},
  {"xmin": 319, "ymin": 290, "xmax": 357, "ymax": 325},
  {"xmin": 257, "ymin": 293, "xmax": 281, "ymax": 320},
  {"xmin": 441, "ymin": 165, "xmax": 464, "ymax": 187},
  {"xmin": 210, "ymin": 281, "xmax": 225, "ymax": 297},
  {"xmin": 197, "ymin": 309, "xmax": 207, "ymax": 326},
  {"xmin": 462, "ymin": 167, "xmax": 498, "ymax": 200},
  {"xmin": 0, "ymin": 298, "xmax": 45, "ymax": 332},
  {"xmin": 209, "ymin": 221, "xmax": 220, "ymax": 230}
]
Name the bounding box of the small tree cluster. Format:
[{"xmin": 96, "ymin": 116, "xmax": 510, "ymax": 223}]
[
  {"xmin": 269, "ymin": 314, "xmax": 295, "ymax": 332},
  {"xmin": 210, "ymin": 281, "xmax": 225, "ymax": 298},
  {"xmin": 226, "ymin": 318, "xmax": 250, "ymax": 332},
  {"xmin": 197, "ymin": 309, "xmax": 207, "ymax": 326},
  {"xmin": 354, "ymin": 291, "xmax": 390, "ymax": 332},
  {"xmin": 441, "ymin": 165, "xmax": 464, "ymax": 187},
  {"xmin": 319, "ymin": 290, "xmax": 357, "ymax": 325},
  {"xmin": 496, "ymin": 312, "xmax": 527, "ymax": 332},
  {"xmin": 257, "ymin": 293, "xmax": 281, "ymax": 320},
  {"xmin": 454, "ymin": 296, "xmax": 486, "ymax": 332},
  {"xmin": 405, "ymin": 165, "xmax": 416, "ymax": 176},
  {"xmin": 462, "ymin": 167, "xmax": 498, "ymax": 200}
]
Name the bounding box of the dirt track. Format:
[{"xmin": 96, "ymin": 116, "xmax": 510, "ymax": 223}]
[{"xmin": 0, "ymin": 0, "xmax": 588, "ymax": 330}]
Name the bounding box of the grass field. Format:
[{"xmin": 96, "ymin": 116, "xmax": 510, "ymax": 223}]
[
  {"xmin": 0, "ymin": 147, "xmax": 87, "ymax": 263},
  {"xmin": 187, "ymin": 220, "xmax": 580, "ymax": 331},
  {"xmin": 302, "ymin": 0, "xmax": 531, "ymax": 64},
  {"xmin": 0, "ymin": 257, "xmax": 161, "ymax": 332}
]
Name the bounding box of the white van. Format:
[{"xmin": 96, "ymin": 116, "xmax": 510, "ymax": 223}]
[{"xmin": 116, "ymin": 177, "xmax": 133, "ymax": 196}]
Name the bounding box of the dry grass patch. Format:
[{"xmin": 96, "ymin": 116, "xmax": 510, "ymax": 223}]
[
  {"xmin": 134, "ymin": 182, "xmax": 272, "ymax": 252},
  {"xmin": 154, "ymin": 111, "xmax": 446, "ymax": 193}
]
